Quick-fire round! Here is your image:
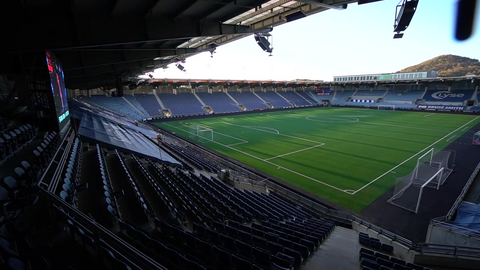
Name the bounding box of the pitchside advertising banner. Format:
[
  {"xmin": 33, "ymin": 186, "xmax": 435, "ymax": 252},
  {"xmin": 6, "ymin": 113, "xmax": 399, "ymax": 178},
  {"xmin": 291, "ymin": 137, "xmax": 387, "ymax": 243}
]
[{"xmin": 417, "ymin": 105, "xmax": 465, "ymax": 111}]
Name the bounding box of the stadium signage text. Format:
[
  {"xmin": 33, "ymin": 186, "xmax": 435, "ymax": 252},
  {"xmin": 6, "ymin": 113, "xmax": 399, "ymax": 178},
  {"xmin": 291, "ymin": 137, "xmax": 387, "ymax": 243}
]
[
  {"xmin": 418, "ymin": 105, "xmax": 464, "ymax": 111},
  {"xmin": 431, "ymin": 91, "xmax": 465, "ymax": 100}
]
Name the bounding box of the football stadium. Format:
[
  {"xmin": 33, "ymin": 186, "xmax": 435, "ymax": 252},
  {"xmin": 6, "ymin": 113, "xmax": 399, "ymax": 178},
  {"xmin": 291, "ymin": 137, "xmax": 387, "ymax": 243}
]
[{"xmin": 1, "ymin": 0, "xmax": 480, "ymax": 270}]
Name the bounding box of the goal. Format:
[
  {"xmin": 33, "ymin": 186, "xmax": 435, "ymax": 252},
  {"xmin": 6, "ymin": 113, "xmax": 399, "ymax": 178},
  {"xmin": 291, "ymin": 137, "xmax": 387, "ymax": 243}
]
[
  {"xmin": 388, "ymin": 148, "xmax": 447, "ymax": 213},
  {"xmin": 377, "ymin": 104, "xmax": 395, "ymax": 111},
  {"xmin": 189, "ymin": 125, "xmax": 213, "ymax": 143}
]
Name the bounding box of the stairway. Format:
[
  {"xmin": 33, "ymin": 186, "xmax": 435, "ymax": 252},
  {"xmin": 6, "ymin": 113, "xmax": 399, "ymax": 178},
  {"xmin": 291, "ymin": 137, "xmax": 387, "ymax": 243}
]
[
  {"xmin": 225, "ymin": 92, "xmax": 239, "ymax": 104},
  {"xmin": 294, "ymin": 91, "xmax": 313, "ymax": 105},
  {"xmin": 122, "ymin": 97, "xmax": 148, "ymax": 118},
  {"xmin": 193, "ymin": 92, "xmax": 206, "ymax": 107},
  {"xmin": 153, "ymin": 92, "xmax": 166, "ymax": 109}
]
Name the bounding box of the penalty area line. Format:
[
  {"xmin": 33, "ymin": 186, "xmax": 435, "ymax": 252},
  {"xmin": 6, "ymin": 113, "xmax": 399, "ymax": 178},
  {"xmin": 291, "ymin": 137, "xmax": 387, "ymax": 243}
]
[
  {"xmin": 352, "ymin": 116, "xmax": 480, "ymax": 195},
  {"xmin": 264, "ymin": 144, "xmax": 325, "ymax": 161}
]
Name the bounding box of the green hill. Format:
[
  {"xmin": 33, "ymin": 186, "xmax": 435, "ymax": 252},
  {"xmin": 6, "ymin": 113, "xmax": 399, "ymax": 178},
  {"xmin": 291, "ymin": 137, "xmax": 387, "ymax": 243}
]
[{"xmin": 399, "ymin": 54, "xmax": 480, "ymax": 77}]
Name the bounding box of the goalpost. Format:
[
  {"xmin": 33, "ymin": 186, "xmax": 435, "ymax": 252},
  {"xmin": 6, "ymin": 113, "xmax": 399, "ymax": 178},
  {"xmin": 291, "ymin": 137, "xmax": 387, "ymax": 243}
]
[
  {"xmin": 377, "ymin": 104, "xmax": 396, "ymax": 111},
  {"xmin": 388, "ymin": 148, "xmax": 451, "ymax": 213},
  {"xmin": 189, "ymin": 125, "xmax": 213, "ymax": 143}
]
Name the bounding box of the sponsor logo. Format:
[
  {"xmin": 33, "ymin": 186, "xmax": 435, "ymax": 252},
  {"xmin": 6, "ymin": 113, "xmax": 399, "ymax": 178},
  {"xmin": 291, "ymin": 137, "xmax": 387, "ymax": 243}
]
[
  {"xmin": 431, "ymin": 91, "xmax": 465, "ymax": 99},
  {"xmin": 418, "ymin": 105, "xmax": 464, "ymax": 111}
]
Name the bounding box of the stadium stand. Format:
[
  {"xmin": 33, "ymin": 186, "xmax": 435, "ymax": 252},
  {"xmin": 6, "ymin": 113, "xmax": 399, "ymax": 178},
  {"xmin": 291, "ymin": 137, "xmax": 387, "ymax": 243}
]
[
  {"xmin": 228, "ymin": 91, "xmax": 269, "ymax": 110},
  {"xmin": 255, "ymin": 91, "xmax": 291, "ymax": 108},
  {"xmin": 331, "ymin": 90, "xmax": 355, "ymax": 105},
  {"xmin": 196, "ymin": 92, "xmax": 240, "ymax": 113},
  {"xmin": 277, "ymin": 91, "xmax": 311, "ymax": 106},
  {"xmin": 158, "ymin": 92, "xmax": 205, "ymax": 116},
  {"xmin": 83, "ymin": 95, "xmax": 146, "ymax": 119},
  {"xmin": 135, "ymin": 93, "xmax": 164, "ymax": 116},
  {"xmin": 296, "ymin": 91, "xmax": 320, "ymax": 104},
  {"xmin": 353, "ymin": 90, "xmax": 386, "ymax": 98},
  {"xmin": 123, "ymin": 95, "xmax": 150, "ymax": 116}
]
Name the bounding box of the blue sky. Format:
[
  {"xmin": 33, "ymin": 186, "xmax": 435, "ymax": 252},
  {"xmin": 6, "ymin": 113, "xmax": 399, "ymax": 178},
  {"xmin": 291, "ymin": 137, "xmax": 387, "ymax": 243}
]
[{"xmin": 148, "ymin": 0, "xmax": 479, "ymax": 81}]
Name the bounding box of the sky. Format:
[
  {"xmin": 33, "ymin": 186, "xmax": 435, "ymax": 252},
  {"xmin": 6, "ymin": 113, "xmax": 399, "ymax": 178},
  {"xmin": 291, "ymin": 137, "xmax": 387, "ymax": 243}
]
[{"xmin": 145, "ymin": 0, "xmax": 480, "ymax": 81}]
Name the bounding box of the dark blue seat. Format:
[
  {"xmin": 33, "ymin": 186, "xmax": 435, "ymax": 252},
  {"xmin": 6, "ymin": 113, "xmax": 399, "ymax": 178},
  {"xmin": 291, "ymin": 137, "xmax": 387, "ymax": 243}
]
[
  {"xmin": 283, "ymin": 247, "xmax": 302, "ymax": 265},
  {"xmin": 274, "ymin": 252, "xmax": 294, "ymax": 269},
  {"xmin": 236, "ymin": 240, "xmax": 253, "ymax": 261},
  {"xmin": 253, "ymin": 247, "xmax": 271, "ymax": 269},
  {"xmin": 381, "ymin": 243, "xmax": 394, "ymax": 253},
  {"xmin": 376, "ymin": 252, "xmax": 390, "ymax": 260},
  {"xmin": 406, "ymin": 262, "xmax": 425, "ymax": 270},
  {"xmin": 377, "ymin": 257, "xmax": 394, "ymax": 268},
  {"xmin": 393, "ymin": 264, "xmax": 410, "ymax": 270},
  {"xmin": 232, "ymin": 254, "xmax": 252, "ymax": 270},
  {"xmin": 390, "ymin": 257, "xmax": 405, "ymax": 265},
  {"xmin": 361, "ymin": 258, "xmax": 379, "ymax": 269}
]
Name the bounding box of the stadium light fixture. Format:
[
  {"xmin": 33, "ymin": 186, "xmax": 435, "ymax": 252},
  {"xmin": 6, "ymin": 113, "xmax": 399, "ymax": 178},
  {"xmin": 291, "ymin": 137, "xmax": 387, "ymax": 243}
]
[
  {"xmin": 393, "ymin": 0, "xmax": 419, "ymax": 39},
  {"xmin": 254, "ymin": 33, "xmax": 273, "ymax": 56}
]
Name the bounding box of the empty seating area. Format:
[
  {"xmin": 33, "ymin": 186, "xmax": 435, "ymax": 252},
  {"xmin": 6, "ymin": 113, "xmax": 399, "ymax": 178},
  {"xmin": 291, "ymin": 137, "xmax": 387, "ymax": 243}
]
[
  {"xmin": 164, "ymin": 142, "xmax": 221, "ymax": 173},
  {"xmin": 359, "ymin": 247, "xmax": 432, "ymax": 270},
  {"xmin": 135, "ymin": 94, "xmax": 163, "ymax": 116},
  {"xmin": 332, "ymin": 90, "xmax": 355, "ymax": 105},
  {"xmin": 123, "ymin": 95, "xmax": 149, "ymax": 116},
  {"xmin": 84, "ymin": 95, "xmax": 146, "ymax": 119},
  {"xmin": 296, "ymin": 91, "xmax": 319, "ymax": 104},
  {"xmin": 277, "ymin": 91, "xmax": 310, "ymax": 106},
  {"xmin": 196, "ymin": 92, "xmax": 240, "ymax": 113},
  {"xmin": 228, "ymin": 91, "xmax": 268, "ymax": 110},
  {"xmin": 353, "ymin": 90, "xmax": 386, "ymax": 99},
  {"xmin": 159, "ymin": 93, "xmax": 205, "ymax": 116},
  {"xmin": 255, "ymin": 91, "xmax": 291, "ymax": 108},
  {"xmin": 382, "ymin": 90, "xmax": 423, "ymax": 103}
]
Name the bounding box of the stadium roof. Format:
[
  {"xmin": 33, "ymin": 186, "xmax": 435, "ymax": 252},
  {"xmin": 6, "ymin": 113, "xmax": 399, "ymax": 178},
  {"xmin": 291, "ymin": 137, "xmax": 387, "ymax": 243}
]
[{"xmin": 0, "ymin": 0, "xmax": 363, "ymax": 90}]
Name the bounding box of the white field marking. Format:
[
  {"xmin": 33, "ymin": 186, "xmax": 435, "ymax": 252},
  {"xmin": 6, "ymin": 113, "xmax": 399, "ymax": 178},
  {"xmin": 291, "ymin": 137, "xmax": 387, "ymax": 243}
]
[
  {"xmin": 163, "ymin": 121, "xmax": 348, "ymax": 193},
  {"xmin": 163, "ymin": 123, "xmax": 247, "ymax": 144},
  {"xmin": 360, "ymin": 121, "xmax": 450, "ymax": 132},
  {"xmin": 352, "ymin": 116, "xmax": 480, "ymax": 195},
  {"xmin": 210, "ymin": 138, "xmax": 348, "ymax": 193},
  {"xmin": 344, "ymin": 190, "xmax": 355, "ymax": 194},
  {"xmin": 305, "ymin": 116, "xmax": 360, "ymax": 123},
  {"xmin": 446, "ymin": 135, "xmax": 456, "ymax": 142},
  {"xmin": 220, "ymin": 121, "xmax": 326, "ymax": 145},
  {"xmin": 264, "ymin": 144, "xmax": 324, "ymax": 161},
  {"xmin": 248, "ymin": 126, "xmax": 280, "ymax": 134},
  {"xmin": 424, "ymin": 113, "xmax": 435, "ymax": 117},
  {"xmin": 462, "ymin": 126, "xmax": 470, "ymax": 131},
  {"xmin": 227, "ymin": 141, "xmax": 249, "ymax": 147}
]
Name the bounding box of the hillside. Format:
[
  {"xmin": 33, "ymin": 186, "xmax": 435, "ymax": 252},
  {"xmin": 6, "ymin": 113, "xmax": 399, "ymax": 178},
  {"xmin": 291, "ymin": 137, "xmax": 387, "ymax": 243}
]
[{"xmin": 399, "ymin": 54, "xmax": 480, "ymax": 77}]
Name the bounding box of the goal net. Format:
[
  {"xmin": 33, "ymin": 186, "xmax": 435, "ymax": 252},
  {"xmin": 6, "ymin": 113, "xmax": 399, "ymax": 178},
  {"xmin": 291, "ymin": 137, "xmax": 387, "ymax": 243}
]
[
  {"xmin": 388, "ymin": 148, "xmax": 450, "ymax": 213},
  {"xmin": 189, "ymin": 125, "xmax": 213, "ymax": 143},
  {"xmin": 377, "ymin": 104, "xmax": 395, "ymax": 111}
]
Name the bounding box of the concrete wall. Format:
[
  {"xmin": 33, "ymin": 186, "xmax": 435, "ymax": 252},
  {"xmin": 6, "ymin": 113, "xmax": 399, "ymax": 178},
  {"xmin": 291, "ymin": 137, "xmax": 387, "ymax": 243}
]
[
  {"xmin": 414, "ymin": 253, "xmax": 480, "ymax": 270},
  {"xmin": 234, "ymin": 181, "xmax": 266, "ymax": 194},
  {"xmin": 426, "ymin": 224, "xmax": 480, "ymax": 248}
]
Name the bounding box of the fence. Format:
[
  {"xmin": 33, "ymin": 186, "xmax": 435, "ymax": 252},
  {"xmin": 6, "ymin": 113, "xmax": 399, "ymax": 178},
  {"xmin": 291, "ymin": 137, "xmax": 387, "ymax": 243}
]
[
  {"xmin": 429, "ymin": 217, "xmax": 480, "ymax": 241},
  {"xmin": 446, "ymin": 162, "xmax": 480, "ymax": 220},
  {"xmin": 416, "ymin": 243, "xmax": 480, "ymax": 259}
]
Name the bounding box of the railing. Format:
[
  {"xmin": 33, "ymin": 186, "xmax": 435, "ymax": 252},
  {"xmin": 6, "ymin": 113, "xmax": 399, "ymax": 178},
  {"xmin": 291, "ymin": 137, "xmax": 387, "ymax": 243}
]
[
  {"xmin": 416, "ymin": 243, "xmax": 480, "ymax": 258},
  {"xmin": 447, "ymin": 162, "xmax": 480, "ymax": 220},
  {"xmin": 263, "ymin": 179, "xmax": 414, "ymax": 248},
  {"xmin": 429, "ymin": 217, "xmax": 480, "ymax": 241},
  {"xmin": 44, "ymin": 190, "xmax": 167, "ymax": 270}
]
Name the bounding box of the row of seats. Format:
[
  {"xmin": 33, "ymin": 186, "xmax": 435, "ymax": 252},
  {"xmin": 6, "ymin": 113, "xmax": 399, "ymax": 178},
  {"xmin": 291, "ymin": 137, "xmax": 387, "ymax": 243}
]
[
  {"xmin": 0, "ymin": 124, "xmax": 36, "ymax": 161},
  {"xmin": 359, "ymin": 247, "xmax": 432, "ymax": 270},
  {"xmin": 165, "ymin": 142, "xmax": 220, "ymax": 173},
  {"xmin": 131, "ymin": 154, "xmax": 185, "ymax": 223},
  {"xmin": 96, "ymin": 145, "xmax": 122, "ymax": 223},
  {"xmin": 359, "ymin": 232, "xmax": 394, "ymax": 253},
  {"xmin": 59, "ymin": 138, "xmax": 85, "ymax": 204}
]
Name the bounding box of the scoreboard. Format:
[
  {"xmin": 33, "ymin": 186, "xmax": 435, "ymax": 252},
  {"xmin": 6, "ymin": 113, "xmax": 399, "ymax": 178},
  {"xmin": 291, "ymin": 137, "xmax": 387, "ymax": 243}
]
[{"xmin": 315, "ymin": 88, "xmax": 331, "ymax": 95}]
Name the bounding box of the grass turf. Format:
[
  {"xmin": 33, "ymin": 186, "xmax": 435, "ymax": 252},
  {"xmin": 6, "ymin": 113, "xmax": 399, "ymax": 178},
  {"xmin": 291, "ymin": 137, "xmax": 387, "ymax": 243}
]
[{"xmin": 155, "ymin": 107, "xmax": 480, "ymax": 212}]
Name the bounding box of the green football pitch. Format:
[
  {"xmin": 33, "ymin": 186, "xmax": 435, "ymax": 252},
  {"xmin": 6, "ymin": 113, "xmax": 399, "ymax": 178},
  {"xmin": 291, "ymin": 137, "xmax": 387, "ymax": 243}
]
[{"xmin": 154, "ymin": 107, "xmax": 480, "ymax": 212}]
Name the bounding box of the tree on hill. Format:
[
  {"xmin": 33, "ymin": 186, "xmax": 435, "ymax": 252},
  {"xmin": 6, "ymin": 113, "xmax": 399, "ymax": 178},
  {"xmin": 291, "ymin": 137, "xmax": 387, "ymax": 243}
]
[{"xmin": 399, "ymin": 54, "xmax": 480, "ymax": 77}]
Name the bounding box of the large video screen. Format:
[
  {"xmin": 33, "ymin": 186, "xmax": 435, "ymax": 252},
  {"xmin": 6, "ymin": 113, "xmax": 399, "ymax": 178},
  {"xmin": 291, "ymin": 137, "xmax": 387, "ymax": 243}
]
[{"xmin": 46, "ymin": 51, "xmax": 70, "ymax": 128}]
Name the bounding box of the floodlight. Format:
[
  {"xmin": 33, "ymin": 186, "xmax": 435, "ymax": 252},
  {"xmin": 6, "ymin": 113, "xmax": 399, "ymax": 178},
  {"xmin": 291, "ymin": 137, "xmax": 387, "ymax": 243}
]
[
  {"xmin": 393, "ymin": 0, "xmax": 419, "ymax": 39},
  {"xmin": 254, "ymin": 33, "xmax": 273, "ymax": 55}
]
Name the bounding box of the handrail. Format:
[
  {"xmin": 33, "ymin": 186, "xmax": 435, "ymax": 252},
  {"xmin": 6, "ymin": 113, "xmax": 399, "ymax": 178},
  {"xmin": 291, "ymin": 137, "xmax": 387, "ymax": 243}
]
[
  {"xmin": 416, "ymin": 242, "xmax": 480, "ymax": 259},
  {"xmin": 43, "ymin": 190, "xmax": 167, "ymax": 270},
  {"xmin": 446, "ymin": 162, "xmax": 480, "ymax": 220},
  {"xmin": 429, "ymin": 218, "xmax": 480, "ymax": 240}
]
